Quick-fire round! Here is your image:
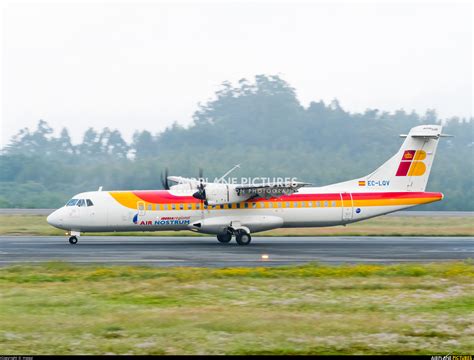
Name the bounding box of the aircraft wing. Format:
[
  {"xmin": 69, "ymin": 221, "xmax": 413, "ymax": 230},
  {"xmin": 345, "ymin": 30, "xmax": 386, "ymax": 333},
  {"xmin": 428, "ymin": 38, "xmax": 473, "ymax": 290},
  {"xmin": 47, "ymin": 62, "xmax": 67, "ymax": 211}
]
[{"xmin": 235, "ymin": 181, "xmax": 311, "ymax": 199}]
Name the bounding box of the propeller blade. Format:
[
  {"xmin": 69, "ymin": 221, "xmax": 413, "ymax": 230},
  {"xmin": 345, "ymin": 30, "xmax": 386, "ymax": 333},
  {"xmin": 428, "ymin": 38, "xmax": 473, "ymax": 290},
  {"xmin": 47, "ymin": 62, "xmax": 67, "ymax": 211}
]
[{"xmin": 161, "ymin": 168, "xmax": 170, "ymax": 190}]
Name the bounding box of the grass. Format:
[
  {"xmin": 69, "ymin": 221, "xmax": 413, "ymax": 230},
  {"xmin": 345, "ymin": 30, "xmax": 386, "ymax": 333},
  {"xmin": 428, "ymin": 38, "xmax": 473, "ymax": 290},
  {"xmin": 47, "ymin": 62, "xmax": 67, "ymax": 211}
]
[
  {"xmin": 0, "ymin": 214, "xmax": 473, "ymax": 236},
  {"xmin": 0, "ymin": 262, "xmax": 473, "ymax": 355}
]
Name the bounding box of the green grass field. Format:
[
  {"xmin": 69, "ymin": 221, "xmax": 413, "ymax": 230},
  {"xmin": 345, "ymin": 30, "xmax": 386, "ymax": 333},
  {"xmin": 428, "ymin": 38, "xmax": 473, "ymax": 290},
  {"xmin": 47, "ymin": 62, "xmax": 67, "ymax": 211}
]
[
  {"xmin": 0, "ymin": 262, "xmax": 473, "ymax": 355},
  {"xmin": 0, "ymin": 214, "xmax": 473, "ymax": 236}
]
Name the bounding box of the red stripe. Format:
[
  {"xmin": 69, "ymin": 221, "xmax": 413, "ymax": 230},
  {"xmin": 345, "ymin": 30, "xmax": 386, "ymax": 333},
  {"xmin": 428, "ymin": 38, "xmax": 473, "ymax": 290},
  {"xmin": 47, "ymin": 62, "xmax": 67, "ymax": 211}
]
[
  {"xmin": 131, "ymin": 190, "xmax": 443, "ymax": 204},
  {"xmin": 352, "ymin": 192, "xmax": 442, "ymax": 200}
]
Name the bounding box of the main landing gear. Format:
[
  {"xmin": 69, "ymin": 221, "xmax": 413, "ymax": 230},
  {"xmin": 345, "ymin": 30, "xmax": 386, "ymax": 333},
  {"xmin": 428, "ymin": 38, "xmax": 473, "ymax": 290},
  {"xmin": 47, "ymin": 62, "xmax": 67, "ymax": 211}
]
[
  {"xmin": 235, "ymin": 230, "xmax": 252, "ymax": 245},
  {"xmin": 216, "ymin": 229, "xmax": 252, "ymax": 245},
  {"xmin": 217, "ymin": 233, "xmax": 232, "ymax": 243}
]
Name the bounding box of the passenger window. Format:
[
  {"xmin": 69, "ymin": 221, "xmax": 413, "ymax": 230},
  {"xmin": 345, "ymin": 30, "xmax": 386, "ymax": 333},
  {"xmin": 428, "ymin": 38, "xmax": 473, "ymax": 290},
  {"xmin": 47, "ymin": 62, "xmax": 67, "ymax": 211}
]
[
  {"xmin": 187, "ymin": 204, "xmax": 192, "ymax": 210},
  {"xmin": 77, "ymin": 199, "xmax": 85, "ymax": 207},
  {"xmin": 164, "ymin": 204, "xmax": 168, "ymax": 210},
  {"xmin": 286, "ymin": 202, "xmax": 290, "ymax": 208},
  {"xmin": 219, "ymin": 205, "xmax": 224, "ymax": 209},
  {"xmin": 269, "ymin": 203, "xmax": 273, "ymax": 208},
  {"xmin": 197, "ymin": 203, "xmax": 201, "ymax": 210},
  {"xmin": 236, "ymin": 203, "xmax": 241, "ymax": 209},
  {"xmin": 316, "ymin": 201, "xmax": 321, "ymax": 207},
  {"xmin": 308, "ymin": 201, "xmax": 312, "ymax": 207},
  {"xmin": 148, "ymin": 204, "xmax": 153, "ymax": 211},
  {"xmin": 171, "ymin": 204, "xmax": 176, "ymax": 210},
  {"xmin": 324, "ymin": 201, "xmax": 328, "ymax": 207},
  {"xmin": 252, "ymin": 203, "xmax": 257, "ymax": 208},
  {"xmin": 301, "ymin": 201, "xmax": 306, "ymax": 207},
  {"xmin": 332, "ymin": 201, "xmax": 336, "ymax": 207},
  {"xmin": 294, "ymin": 202, "xmax": 298, "ymax": 207},
  {"xmin": 244, "ymin": 203, "xmax": 249, "ymax": 208},
  {"xmin": 179, "ymin": 204, "xmax": 184, "ymax": 210},
  {"xmin": 278, "ymin": 202, "xmax": 282, "ymax": 208},
  {"xmin": 138, "ymin": 203, "xmax": 144, "ymax": 210},
  {"xmin": 260, "ymin": 203, "xmax": 265, "ymax": 208},
  {"xmin": 86, "ymin": 199, "xmax": 94, "ymax": 207}
]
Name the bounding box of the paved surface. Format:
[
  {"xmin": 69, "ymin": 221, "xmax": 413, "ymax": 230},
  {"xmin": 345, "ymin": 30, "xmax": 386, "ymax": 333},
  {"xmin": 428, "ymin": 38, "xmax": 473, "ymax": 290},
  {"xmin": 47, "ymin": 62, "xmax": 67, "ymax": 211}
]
[{"xmin": 0, "ymin": 236, "xmax": 473, "ymax": 267}]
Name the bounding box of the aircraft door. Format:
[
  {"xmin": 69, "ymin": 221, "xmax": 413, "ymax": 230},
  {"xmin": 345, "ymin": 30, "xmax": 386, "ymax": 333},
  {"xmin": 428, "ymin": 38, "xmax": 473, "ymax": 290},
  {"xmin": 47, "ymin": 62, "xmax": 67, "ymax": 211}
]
[
  {"xmin": 340, "ymin": 193, "xmax": 353, "ymax": 221},
  {"xmin": 137, "ymin": 201, "xmax": 146, "ymax": 216}
]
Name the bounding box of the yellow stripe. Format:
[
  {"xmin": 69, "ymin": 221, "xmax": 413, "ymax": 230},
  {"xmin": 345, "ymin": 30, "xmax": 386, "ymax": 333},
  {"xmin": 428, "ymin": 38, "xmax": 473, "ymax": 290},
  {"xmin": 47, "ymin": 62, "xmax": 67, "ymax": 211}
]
[{"xmin": 109, "ymin": 192, "xmax": 143, "ymax": 209}]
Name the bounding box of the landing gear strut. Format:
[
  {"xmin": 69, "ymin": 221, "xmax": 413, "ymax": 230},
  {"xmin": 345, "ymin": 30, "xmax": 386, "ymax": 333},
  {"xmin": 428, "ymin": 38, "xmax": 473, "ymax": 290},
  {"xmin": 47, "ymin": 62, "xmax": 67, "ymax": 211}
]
[
  {"xmin": 235, "ymin": 230, "xmax": 251, "ymax": 246},
  {"xmin": 68, "ymin": 236, "xmax": 78, "ymax": 245}
]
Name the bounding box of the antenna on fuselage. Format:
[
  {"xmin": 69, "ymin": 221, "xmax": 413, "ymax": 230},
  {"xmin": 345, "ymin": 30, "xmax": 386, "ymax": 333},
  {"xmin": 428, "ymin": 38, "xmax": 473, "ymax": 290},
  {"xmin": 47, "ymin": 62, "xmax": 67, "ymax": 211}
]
[
  {"xmin": 98, "ymin": 186, "xmax": 103, "ymax": 191},
  {"xmin": 216, "ymin": 164, "xmax": 241, "ymax": 184}
]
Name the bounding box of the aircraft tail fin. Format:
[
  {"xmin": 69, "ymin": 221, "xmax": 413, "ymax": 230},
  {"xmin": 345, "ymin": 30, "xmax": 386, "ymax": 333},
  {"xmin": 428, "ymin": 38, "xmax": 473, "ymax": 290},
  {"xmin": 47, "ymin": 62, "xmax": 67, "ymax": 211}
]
[
  {"xmin": 360, "ymin": 124, "xmax": 445, "ymax": 192},
  {"xmin": 325, "ymin": 124, "xmax": 448, "ymax": 192}
]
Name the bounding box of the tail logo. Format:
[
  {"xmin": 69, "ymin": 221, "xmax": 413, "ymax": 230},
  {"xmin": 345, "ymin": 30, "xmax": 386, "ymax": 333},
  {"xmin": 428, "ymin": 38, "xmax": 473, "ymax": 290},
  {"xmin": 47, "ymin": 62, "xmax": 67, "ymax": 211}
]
[{"xmin": 396, "ymin": 150, "xmax": 426, "ymax": 177}]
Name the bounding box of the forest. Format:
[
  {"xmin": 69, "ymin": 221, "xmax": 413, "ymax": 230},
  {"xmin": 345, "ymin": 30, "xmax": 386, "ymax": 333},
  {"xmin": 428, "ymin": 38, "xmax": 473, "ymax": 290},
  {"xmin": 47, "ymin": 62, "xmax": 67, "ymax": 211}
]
[{"xmin": 1, "ymin": 75, "xmax": 473, "ymax": 210}]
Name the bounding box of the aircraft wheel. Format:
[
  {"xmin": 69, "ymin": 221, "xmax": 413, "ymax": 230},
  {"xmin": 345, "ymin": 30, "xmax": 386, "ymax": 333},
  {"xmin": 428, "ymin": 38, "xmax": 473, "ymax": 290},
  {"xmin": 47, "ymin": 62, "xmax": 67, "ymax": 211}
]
[
  {"xmin": 235, "ymin": 231, "xmax": 251, "ymax": 246},
  {"xmin": 69, "ymin": 236, "xmax": 78, "ymax": 245},
  {"xmin": 217, "ymin": 233, "xmax": 232, "ymax": 243}
]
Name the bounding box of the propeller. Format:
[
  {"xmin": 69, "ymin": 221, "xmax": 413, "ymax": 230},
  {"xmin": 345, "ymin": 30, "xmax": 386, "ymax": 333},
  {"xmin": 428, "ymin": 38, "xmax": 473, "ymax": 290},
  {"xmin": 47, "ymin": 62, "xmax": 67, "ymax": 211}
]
[
  {"xmin": 193, "ymin": 168, "xmax": 207, "ymax": 206},
  {"xmin": 160, "ymin": 168, "xmax": 170, "ymax": 190}
]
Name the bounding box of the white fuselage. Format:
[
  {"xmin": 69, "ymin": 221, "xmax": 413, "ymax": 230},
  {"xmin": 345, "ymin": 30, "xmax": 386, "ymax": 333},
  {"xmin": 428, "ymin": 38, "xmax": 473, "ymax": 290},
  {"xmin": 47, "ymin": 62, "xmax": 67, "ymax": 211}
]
[{"xmin": 47, "ymin": 187, "xmax": 442, "ymax": 235}]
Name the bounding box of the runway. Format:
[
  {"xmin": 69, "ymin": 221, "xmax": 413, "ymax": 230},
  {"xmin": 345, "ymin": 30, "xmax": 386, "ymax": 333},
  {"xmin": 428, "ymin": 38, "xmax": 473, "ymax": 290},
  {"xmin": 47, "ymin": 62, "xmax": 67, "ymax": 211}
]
[{"xmin": 0, "ymin": 236, "xmax": 473, "ymax": 267}]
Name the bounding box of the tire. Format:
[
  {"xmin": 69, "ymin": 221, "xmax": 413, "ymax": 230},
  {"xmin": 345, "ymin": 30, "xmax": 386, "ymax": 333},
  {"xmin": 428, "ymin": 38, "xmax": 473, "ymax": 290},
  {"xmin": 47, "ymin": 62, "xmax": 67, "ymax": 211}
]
[
  {"xmin": 217, "ymin": 233, "xmax": 232, "ymax": 243},
  {"xmin": 69, "ymin": 236, "xmax": 78, "ymax": 244},
  {"xmin": 235, "ymin": 231, "xmax": 251, "ymax": 245}
]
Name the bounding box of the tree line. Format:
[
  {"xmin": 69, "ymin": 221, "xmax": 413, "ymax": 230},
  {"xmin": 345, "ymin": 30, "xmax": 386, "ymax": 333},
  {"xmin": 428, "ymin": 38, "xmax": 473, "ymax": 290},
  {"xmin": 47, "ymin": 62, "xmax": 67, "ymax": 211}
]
[{"xmin": 1, "ymin": 75, "xmax": 473, "ymax": 210}]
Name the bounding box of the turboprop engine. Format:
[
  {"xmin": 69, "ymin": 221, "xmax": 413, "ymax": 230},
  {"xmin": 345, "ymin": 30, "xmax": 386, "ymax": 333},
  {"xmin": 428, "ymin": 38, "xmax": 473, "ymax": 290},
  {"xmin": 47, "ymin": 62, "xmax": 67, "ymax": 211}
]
[{"xmin": 193, "ymin": 183, "xmax": 248, "ymax": 206}]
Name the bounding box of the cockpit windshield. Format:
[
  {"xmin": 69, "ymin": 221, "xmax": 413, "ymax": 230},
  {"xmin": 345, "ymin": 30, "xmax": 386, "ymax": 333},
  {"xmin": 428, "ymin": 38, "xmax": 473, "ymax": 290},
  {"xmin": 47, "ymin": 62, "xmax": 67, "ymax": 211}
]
[
  {"xmin": 66, "ymin": 199, "xmax": 79, "ymax": 206},
  {"xmin": 65, "ymin": 198, "xmax": 94, "ymax": 207}
]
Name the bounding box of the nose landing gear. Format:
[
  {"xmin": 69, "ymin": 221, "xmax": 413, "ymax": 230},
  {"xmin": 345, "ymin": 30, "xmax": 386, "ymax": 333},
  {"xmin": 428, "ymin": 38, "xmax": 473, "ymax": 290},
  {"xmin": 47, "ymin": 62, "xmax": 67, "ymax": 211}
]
[
  {"xmin": 67, "ymin": 231, "xmax": 81, "ymax": 244},
  {"xmin": 69, "ymin": 236, "xmax": 78, "ymax": 244}
]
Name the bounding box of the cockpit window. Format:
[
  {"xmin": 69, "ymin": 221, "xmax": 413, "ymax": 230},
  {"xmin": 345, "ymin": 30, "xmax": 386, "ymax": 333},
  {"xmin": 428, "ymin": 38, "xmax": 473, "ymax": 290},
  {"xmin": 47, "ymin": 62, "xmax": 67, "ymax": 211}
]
[
  {"xmin": 77, "ymin": 199, "xmax": 86, "ymax": 207},
  {"xmin": 66, "ymin": 199, "xmax": 78, "ymax": 206},
  {"xmin": 86, "ymin": 199, "xmax": 94, "ymax": 207}
]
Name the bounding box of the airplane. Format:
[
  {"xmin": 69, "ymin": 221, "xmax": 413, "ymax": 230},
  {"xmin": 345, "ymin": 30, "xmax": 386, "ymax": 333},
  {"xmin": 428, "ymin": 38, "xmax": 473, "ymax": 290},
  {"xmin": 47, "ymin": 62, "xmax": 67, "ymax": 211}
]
[{"xmin": 47, "ymin": 125, "xmax": 449, "ymax": 245}]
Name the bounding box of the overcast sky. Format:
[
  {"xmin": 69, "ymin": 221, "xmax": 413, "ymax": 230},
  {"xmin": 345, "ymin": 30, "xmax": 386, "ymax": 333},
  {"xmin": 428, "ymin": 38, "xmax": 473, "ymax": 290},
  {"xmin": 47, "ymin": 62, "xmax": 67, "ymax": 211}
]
[{"xmin": 1, "ymin": 1, "xmax": 472, "ymax": 146}]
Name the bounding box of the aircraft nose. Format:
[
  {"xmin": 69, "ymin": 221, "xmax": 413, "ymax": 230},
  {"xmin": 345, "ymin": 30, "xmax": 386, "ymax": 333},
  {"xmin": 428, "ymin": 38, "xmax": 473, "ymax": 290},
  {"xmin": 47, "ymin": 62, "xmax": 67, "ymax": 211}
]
[{"xmin": 47, "ymin": 210, "xmax": 62, "ymax": 228}]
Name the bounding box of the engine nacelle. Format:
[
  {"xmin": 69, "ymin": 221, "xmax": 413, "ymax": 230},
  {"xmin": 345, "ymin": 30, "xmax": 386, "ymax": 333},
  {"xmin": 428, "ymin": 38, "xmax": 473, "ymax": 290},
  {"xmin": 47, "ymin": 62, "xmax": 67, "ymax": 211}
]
[{"xmin": 204, "ymin": 183, "xmax": 249, "ymax": 206}]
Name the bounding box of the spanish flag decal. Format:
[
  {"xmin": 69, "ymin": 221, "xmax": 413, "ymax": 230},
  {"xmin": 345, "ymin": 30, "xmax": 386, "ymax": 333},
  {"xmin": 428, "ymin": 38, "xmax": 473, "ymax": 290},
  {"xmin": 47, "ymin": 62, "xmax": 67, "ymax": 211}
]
[{"xmin": 358, "ymin": 180, "xmax": 366, "ymax": 186}]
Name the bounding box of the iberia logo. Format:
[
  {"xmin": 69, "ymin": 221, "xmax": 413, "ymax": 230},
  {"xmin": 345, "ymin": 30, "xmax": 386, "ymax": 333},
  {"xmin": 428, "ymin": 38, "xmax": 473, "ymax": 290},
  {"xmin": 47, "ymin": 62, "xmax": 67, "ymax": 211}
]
[{"xmin": 396, "ymin": 150, "xmax": 426, "ymax": 177}]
